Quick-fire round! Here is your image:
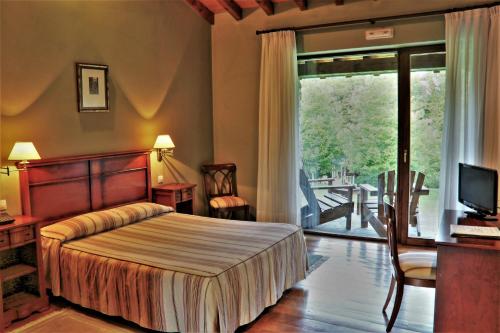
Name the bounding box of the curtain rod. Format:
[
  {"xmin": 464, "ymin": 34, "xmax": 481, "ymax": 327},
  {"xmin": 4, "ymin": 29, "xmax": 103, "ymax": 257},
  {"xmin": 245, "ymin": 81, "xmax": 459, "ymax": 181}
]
[{"xmin": 255, "ymin": 2, "xmax": 499, "ymax": 35}]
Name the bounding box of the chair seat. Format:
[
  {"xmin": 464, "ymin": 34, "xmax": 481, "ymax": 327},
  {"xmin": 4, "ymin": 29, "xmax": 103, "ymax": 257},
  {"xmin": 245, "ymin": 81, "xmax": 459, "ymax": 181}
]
[
  {"xmin": 399, "ymin": 251, "xmax": 437, "ymax": 280},
  {"xmin": 210, "ymin": 196, "xmax": 248, "ymax": 209}
]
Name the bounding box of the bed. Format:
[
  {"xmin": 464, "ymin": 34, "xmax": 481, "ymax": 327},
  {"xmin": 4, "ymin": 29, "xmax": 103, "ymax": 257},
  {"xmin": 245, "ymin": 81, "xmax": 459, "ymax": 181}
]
[{"xmin": 18, "ymin": 150, "xmax": 307, "ymax": 332}]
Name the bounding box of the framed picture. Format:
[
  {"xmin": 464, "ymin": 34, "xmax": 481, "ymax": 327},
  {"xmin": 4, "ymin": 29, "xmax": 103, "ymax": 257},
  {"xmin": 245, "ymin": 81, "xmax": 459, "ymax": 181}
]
[{"xmin": 76, "ymin": 63, "xmax": 109, "ymax": 112}]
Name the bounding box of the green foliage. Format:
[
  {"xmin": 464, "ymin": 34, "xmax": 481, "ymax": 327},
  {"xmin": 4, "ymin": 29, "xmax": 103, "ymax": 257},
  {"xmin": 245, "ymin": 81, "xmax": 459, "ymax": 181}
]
[
  {"xmin": 299, "ymin": 71, "xmax": 445, "ymax": 187},
  {"xmin": 409, "ymin": 72, "xmax": 445, "ymax": 187}
]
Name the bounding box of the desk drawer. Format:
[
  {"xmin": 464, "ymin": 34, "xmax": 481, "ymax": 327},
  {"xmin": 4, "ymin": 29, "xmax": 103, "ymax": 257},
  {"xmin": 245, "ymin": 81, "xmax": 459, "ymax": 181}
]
[
  {"xmin": 154, "ymin": 192, "xmax": 175, "ymax": 207},
  {"xmin": 0, "ymin": 230, "xmax": 9, "ymax": 250},
  {"xmin": 9, "ymin": 226, "xmax": 35, "ymax": 246}
]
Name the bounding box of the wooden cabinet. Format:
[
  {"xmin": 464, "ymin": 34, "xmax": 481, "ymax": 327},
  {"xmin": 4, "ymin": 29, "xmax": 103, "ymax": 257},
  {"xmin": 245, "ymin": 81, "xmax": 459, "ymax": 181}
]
[
  {"xmin": 434, "ymin": 210, "xmax": 500, "ymax": 332},
  {"xmin": 0, "ymin": 216, "xmax": 48, "ymax": 329},
  {"xmin": 152, "ymin": 183, "xmax": 196, "ymax": 214}
]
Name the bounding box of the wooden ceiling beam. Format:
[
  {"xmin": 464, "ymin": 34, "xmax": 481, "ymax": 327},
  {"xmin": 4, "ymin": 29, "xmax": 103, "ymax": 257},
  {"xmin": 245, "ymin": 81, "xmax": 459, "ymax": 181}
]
[
  {"xmin": 217, "ymin": 0, "xmax": 243, "ymax": 20},
  {"xmin": 335, "ymin": 0, "xmax": 344, "ymax": 5},
  {"xmin": 256, "ymin": 0, "xmax": 274, "ymax": 15},
  {"xmin": 184, "ymin": 0, "xmax": 214, "ymax": 25},
  {"xmin": 293, "ymin": 0, "xmax": 308, "ymax": 11}
]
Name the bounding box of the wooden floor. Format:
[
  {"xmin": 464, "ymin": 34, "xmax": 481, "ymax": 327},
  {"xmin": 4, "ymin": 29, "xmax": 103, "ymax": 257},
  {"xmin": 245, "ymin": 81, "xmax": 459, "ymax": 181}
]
[
  {"xmin": 8, "ymin": 235, "xmax": 434, "ymax": 333},
  {"xmin": 237, "ymin": 235, "xmax": 434, "ymax": 333}
]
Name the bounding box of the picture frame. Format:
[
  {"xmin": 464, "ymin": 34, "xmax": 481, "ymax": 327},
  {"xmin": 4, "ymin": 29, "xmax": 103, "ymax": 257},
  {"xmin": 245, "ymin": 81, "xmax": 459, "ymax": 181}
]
[{"xmin": 76, "ymin": 63, "xmax": 109, "ymax": 112}]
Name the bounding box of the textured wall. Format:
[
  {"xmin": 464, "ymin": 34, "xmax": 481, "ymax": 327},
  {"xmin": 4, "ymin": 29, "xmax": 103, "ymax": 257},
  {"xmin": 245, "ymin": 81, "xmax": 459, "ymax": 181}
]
[
  {"xmin": 211, "ymin": 0, "xmax": 495, "ymax": 212},
  {"xmin": 0, "ymin": 0, "xmax": 213, "ymax": 215}
]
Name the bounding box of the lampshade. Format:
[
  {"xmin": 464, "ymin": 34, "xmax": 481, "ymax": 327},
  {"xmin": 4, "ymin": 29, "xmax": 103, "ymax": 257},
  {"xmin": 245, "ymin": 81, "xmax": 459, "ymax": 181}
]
[
  {"xmin": 153, "ymin": 135, "xmax": 175, "ymax": 149},
  {"xmin": 8, "ymin": 142, "xmax": 41, "ymax": 161}
]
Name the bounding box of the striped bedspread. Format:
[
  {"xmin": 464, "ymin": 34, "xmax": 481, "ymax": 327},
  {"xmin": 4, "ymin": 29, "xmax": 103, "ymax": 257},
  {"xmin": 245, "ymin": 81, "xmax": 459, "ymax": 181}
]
[{"xmin": 41, "ymin": 203, "xmax": 307, "ymax": 333}]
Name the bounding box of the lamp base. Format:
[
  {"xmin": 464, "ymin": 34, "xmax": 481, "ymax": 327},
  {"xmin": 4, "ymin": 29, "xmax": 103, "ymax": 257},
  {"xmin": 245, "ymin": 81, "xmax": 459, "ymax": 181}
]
[{"xmin": 157, "ymin": 149, "xmax": 174, "ymax": 162}]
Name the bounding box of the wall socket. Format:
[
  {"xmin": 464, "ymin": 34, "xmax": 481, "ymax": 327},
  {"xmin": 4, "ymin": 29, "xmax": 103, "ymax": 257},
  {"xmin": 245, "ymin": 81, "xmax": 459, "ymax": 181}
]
[{"xmin": 157, "ymin": 175, "xmax": 164, "ymax": 184}]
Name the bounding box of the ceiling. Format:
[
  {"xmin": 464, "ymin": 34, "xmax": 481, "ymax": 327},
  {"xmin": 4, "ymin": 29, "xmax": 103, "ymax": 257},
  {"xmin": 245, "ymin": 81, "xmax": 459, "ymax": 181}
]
[
  {"xmin": 199, "ymin": 0, "xmax": 289, "ymax": 14},
  {"xmin": 184, "ymin": 0, "xmax": 344, "ymax": 24}
]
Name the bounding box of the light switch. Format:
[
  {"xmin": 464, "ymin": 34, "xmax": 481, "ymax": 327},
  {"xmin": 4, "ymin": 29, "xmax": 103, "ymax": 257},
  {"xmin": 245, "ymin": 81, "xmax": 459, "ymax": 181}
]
[{"xmin": 158, "ymin": 175, "xmax": 164, "ymax": 184}]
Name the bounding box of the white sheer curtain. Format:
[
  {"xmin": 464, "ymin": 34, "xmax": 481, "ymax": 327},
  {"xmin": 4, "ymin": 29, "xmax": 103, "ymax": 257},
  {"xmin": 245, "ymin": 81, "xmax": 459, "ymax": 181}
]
[
  {"xmin": 439, "ymin": 8, "xmax": 491, "ymax": 211},
  {"xmin": 483, "ymin": 6, "xmax": 500, "ymax": 202},
  {"xmin": 256, "ymin": 31, "xmax": 299, "ymax": 225}
]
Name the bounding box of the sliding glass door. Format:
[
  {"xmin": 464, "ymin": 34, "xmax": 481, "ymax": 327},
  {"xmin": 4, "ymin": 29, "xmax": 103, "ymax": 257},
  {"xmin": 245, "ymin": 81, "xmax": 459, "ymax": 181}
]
[
  {"xmin": 399, "ymin": 45, "xmax": 446, "ymax": 245},
  {"xmin": 298, "ymin": 44, "xmax": 446, "ymax": 245},
  {"xmin": 298, "ymin": 52, "xmax": 398, "ymax": 240}
]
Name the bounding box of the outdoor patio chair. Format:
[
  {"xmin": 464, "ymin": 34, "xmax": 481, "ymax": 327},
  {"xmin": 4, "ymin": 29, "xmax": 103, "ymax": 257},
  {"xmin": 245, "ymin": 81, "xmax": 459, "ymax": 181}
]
[
  {"xmin": 359, "ymin": 171, "xmax": 427, "ymax": 237},
  {"xmin": 299, "ymin": 169, "xmax": 355, "ymax": 229}
]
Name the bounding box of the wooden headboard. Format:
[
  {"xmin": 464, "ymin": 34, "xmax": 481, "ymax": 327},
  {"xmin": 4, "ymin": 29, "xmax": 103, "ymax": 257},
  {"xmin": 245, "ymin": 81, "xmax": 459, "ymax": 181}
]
[{"xmin": 18, "ymin": 150, "xmax": 152, "ymax": 224}]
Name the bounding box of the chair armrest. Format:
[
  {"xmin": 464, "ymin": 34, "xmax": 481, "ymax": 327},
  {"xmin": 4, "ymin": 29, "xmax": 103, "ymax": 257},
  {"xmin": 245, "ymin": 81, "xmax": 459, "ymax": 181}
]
[
  {"xmin": 359, "ymin": 184, "xmax": 378, "ymax": 196},
  {"xmin": 411, "ymin": 186, "xmax": 430, "ymax": 195},
  {"xmin": 310, "ymin": 185, "xmax": 355, "ymax": 190}
]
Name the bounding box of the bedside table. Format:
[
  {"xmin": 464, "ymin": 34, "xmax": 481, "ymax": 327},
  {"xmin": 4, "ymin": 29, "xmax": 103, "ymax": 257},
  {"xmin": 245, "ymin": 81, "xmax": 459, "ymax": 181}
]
[
  {"xmin": 152, "ymin": 183, "xmax": 197, "ymax": 214},
  {"xmin": 0, "ymin": 216, "xmax": 49, "ymax": 329}
]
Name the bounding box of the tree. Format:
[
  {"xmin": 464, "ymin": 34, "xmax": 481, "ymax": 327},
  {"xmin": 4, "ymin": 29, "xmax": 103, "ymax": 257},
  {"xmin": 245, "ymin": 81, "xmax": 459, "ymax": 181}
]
[{"xmin": 299, "ymin": 71, "xmax": 445, "ymax": 188}]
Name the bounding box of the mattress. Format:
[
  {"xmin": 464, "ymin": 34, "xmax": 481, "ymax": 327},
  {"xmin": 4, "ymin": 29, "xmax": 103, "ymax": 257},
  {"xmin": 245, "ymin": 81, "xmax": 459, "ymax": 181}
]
[{"xmin": 41, "ymin": 203, "xmax": 307, "ymax": 333}]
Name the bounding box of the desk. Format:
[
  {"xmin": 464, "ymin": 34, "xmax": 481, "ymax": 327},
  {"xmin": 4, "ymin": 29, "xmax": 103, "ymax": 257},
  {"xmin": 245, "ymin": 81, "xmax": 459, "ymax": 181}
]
[{"xmin": 434, "ymin": 210, "xmax": 499, "ymax": 333}]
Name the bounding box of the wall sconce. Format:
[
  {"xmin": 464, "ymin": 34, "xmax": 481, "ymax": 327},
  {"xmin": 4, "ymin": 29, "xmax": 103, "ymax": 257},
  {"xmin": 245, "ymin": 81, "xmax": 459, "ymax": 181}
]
[
  {"xmin": 153, "ymin": 135, "xmax": 175, "ymax": 162},
  {"xmin": 0, "ymin": 142, "xmax": 41, "ymax": 176}
]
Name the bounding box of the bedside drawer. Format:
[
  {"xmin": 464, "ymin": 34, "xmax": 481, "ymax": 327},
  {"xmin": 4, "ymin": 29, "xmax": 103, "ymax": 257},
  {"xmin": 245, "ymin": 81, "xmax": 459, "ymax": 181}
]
[
  {"xmin": 9, "ymin": 226, "xmax": 35, "ymax": 246},
  {"xmin": 0, "ymin": 230, "xmax": 10, "ymax": 250},
  {"xmin": 181, "ymin": 188, "xmax": 192, "ymax": 201}
]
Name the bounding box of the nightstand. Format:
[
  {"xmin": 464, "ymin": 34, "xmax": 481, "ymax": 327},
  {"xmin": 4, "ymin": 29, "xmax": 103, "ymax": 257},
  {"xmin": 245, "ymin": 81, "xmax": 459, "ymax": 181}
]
[
  {"xmin": 0, "ymin": 216, "xmax": 49, "ymax": 329},
  {"xmin": 152, "ymin": 183, "xmax": 197, "ymax": 214}
]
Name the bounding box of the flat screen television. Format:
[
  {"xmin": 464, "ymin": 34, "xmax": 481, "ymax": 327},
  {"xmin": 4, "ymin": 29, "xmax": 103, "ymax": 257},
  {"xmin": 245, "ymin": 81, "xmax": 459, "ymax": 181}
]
[{"xmin": 458, "ymin": 163, "xmax": 498, "ymax": 218}]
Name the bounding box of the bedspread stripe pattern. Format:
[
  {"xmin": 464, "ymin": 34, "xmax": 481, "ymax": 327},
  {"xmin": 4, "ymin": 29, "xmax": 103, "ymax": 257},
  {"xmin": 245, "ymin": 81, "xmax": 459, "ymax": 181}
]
[
  {"xmin": 41, "ymin": 202, "xmax": 173, "ymax": 242},
  {"xmin": 41, "ymin": 202, "xmax": 173, "ymax": 296},
  {"xmin": 42, "ymin": 209, "xmax": 307, "ymax": 333}
]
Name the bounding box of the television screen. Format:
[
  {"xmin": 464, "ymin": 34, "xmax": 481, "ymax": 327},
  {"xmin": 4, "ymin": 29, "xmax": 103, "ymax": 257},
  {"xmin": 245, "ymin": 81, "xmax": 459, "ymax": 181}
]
[{"xmin": 458, "ymin": 163, "xmax": 498, "ymax": 216}]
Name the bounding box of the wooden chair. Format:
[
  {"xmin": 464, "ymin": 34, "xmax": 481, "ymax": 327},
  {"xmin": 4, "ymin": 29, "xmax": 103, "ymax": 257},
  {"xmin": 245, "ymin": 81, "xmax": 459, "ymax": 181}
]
[
  {"xmin": 409, "ymin": 171, "xmax": 426, "ymax": 237},
  {"xmin": 382, "ymin": 199, "xmax": 436, "ymax": 332},
  {"xmin": 299, "ymin": 169, "xmax": 354, "ymax": 229},
  {"xmin": 360, "ymin": 171, "xmax": 427, "ymax": 237},
  {"xmin": 201, "ymin": 163, "xmax": 250, "ymax": 220},
  {"xmin": 359, "ymin": 170, "xmax": 396, "ymax": 227}
]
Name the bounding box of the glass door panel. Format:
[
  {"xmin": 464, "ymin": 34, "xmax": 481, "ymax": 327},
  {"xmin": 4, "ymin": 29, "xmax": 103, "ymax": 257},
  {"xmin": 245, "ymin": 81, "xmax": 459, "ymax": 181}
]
[
  {"xmin": 298, "ymin": 52, "xmax": 398, "ymax": 240},
  {"xmin": 408, "ymin": 50, "xmax": 446, "ymax": 240}
]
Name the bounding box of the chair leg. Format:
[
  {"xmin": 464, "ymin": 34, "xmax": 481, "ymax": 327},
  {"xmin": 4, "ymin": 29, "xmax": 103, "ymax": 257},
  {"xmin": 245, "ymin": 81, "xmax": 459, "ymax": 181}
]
[
  {"xmin": 244, "ymin": 206, "xmax": 250, "ymax": 221},
  {"xmin": 356, "ymin": 193, "xmax": 360, "ymax": 215},
  {"xmin": 386, "ymin": 281, "xmax": 404, "ymax": 332},
  {"xmin": 383, "ymin": 276, "xmax": 395, "ymax": 312},
  {"xmin": 415, "ymin": 215, "xmax": 421, "ymax": 237}
]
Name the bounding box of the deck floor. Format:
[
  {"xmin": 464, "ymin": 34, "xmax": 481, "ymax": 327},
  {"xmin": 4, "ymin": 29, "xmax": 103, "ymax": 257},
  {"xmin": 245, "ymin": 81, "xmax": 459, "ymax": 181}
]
[{"xmin": 305, "ymin": 190, "xmax": 440, "ymax": 240}]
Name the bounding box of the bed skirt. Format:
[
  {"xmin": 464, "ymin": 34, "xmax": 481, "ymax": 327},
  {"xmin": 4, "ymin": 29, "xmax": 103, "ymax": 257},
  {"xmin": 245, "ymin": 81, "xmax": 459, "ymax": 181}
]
[{"xmin": 43, "ymin": 223, "xmax": 307, "ymax": 332}]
